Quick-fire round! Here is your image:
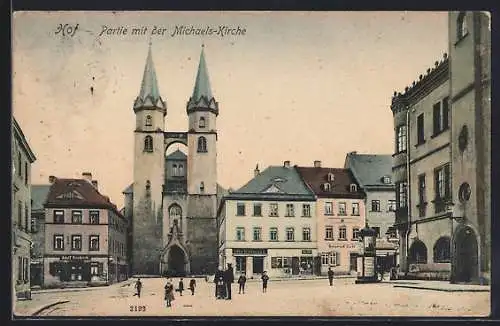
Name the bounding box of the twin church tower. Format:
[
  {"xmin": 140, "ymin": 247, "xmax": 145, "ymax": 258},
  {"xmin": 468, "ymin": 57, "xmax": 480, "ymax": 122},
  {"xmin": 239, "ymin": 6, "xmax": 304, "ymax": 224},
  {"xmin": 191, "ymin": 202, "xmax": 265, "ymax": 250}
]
[{"xmin": 124, "ymin": 44, "xmax": 222, "ymax": 276}]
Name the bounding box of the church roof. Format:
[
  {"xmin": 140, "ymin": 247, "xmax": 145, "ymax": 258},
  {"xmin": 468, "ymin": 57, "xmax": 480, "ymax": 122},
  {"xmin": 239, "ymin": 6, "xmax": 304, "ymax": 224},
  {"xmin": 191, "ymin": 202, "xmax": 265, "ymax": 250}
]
[
  {"xmin": 344, "ymin": 152, "xmax": 394, "ymax": 190},
  {"xmin": 191, "ymin": 46, "xmax": 213, "ymax": 103},
  {"xmin": 134, "ymin": 44, "xmax": 166, "ymax": 111},
  {"xmin": 166, "ymin": 149, "xmax": 187, "ymax": 161}
]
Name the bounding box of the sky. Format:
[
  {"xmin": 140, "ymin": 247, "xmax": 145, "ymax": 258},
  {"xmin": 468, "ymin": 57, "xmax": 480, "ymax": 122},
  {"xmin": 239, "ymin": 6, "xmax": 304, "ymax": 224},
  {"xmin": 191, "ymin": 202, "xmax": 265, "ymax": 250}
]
[{"xmin": 12, "ymin": 11, "xmax": 449, "ymax": 208}]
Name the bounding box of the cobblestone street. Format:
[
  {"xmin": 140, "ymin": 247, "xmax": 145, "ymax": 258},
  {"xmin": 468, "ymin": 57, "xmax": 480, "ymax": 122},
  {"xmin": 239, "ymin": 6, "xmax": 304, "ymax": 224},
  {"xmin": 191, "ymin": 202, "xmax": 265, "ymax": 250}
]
[{"xmin": 14, "ymin": 278, "xmax": 490, "ymax": 317}]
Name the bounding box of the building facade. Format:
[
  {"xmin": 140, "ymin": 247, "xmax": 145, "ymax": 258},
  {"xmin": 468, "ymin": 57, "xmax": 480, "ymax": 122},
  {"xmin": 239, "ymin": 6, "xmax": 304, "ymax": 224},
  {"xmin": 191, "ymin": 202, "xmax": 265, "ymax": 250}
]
[
  {"xmin": 390, "ymin": 11, "xmax": 490, "ymax": 284},
  {"xmin": 218, "ymin": 162, "xmax": 317, "ymax": 279},
  {"xmin": 44, "ymin": 174, "xmax": 128, "ymax": 288},
  {"xmin": 12, "ymin": 118, "xmax": 36, "ymax": 299},
  {"xmin": 296, "ymin": 162, "xmax": 366, "ymax": 275},
  {"xmin": 344, "ymin": 152, "xmax": 398, "ymax": 269},
  {"xmin": 125, "ymin": 44, "xmax": 222, "ymax": 276},
  {"xmin": 30, "ymin": 185, "xmax": 51, "ymax": 288}
]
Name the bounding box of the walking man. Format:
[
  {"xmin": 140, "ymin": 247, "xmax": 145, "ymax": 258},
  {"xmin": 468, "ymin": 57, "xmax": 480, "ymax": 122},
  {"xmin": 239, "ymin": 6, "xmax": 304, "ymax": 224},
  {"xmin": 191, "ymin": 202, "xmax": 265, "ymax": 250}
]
[
  {"xmin": 238, "ymin": 273, "xmax": 247, "ymax": 294},
  {"xmin": 327, "ymin": 267, "xmax": 334, "ymax": 286},
  {"xmin": 223, "ymin": 263, "xmax": 235, "ymax": 300},
  {"xmin": 189, "ymin": 278, "xmax": 196, "ymax": 296},
  {"xmin": 261, "ymin": 271, "xmax": 269, "ymax": 293},
  {"xmin": 178, "ymin": 278, "xmax": 184, "ymax": 296},
  {"xmin": 133, "ymin": 278, "xmax": 142, "ymax": 298}
]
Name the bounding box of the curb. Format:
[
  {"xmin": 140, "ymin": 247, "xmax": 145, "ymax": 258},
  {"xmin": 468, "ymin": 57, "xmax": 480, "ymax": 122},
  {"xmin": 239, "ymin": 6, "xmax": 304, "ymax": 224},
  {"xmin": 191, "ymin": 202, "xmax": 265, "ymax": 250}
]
[
  {"xmin": 32, "ymin": 300, "xmax": 70, "ymax": 316},
  {"xmin": 393, "ymin": 285, "xmax": 490, "ymax": 293}
]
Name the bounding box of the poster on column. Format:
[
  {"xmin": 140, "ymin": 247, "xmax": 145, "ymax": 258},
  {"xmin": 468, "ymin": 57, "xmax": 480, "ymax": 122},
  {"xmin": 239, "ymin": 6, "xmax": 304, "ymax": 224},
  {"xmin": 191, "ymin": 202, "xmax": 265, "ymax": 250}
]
[{"xmin": 11, "ymin": 9, "xmax": 491, "ymax": 318}]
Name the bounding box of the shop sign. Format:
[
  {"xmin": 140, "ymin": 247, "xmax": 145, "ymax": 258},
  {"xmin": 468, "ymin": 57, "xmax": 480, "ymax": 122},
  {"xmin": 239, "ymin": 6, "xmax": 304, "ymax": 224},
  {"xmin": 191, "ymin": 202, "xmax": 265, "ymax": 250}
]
[
  {"xmin": 301, "ymin": 250, "xmax": 313, "ymax": 255},
  {"xmin": 232, "ymin": 248, "xmax": 268, "ymax": 255},
  {"xmin": 328, "ymin": 243, "xmax": 357, "ymax": 249},
  {"xmin": 60, "ymin": 255, "xmax": 91, "ymax": 261}
]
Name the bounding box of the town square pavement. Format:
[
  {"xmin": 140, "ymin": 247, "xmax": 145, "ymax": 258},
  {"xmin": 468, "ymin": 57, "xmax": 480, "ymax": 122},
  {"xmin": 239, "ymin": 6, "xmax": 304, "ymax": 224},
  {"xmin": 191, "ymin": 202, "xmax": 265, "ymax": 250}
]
[{"xmin": 14, "ymin": 277, "xmax": 490, "ymax": 317}]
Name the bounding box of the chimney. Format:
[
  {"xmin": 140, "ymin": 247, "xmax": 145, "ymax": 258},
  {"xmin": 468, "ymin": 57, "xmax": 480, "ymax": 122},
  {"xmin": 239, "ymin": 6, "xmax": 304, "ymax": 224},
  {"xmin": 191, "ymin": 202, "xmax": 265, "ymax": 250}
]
[
  {"xmin": 49, "ymin": 175, "xmax": 56, "ymax": 184},
  {"xmin": 314, "ymin": 160, "xmax": 322, "ymax": 168},
  {"xmin": 91, "ymin": 180, "xmax": 98, "ymax": 190},
  {"xmin": 283, "ymin": 161, "xmax": 291, "ymax": 168},
  {"xmin": 254, "ymin": 164, "xmax": 260, "ymax": 177},
  {"xmin": 82, "ymin": 172, "xmax": 92, "ymax": 183}
]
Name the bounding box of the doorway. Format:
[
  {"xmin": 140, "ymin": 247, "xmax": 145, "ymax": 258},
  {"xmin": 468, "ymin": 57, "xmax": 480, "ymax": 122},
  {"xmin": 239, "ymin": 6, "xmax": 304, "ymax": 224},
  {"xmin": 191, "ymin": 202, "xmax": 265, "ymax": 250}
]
[
  {"xmin": 454, "ymin": 226, "xmax": 479, "ymax": 283},
  {"xmin": 292, "ymin": 257, "xmax": 300, "ymax": 275},
  {"xmin": 167, "ymin": 246, "xmax": 186, "ymax": 277},
  {"xmin": 253, "ymin": 256, "xmax": 264, "ymax": 274},
  {"xmin": 350, "ymin": 253, "xmax": 358, "ymax": 272}
]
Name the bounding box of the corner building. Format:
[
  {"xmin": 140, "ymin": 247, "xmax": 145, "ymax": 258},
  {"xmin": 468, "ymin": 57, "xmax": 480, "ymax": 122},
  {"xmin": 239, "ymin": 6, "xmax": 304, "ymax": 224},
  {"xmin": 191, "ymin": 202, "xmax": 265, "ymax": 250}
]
[{"xmin": 125, "ymin": 45, "xmax": 223, "ymax": 276}]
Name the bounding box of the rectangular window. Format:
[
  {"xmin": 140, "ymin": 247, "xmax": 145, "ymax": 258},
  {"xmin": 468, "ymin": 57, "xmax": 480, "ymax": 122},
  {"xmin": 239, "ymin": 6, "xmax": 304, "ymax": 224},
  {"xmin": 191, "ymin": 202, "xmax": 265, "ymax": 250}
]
[
  {"xmin": 90, "ymin": 211, "xmax": 100, "ymax": 224},
  {"xmin": 23, "ymin": 257, "xmax": 29, "ymax": 281},
  {"xmin": 89, "ymin": 235, "xmax": 100, "ymax": 251},
  {"xmin": 433, "ymin": 102, "xmax": 442, "ymax": 135},
  {"xmin": 285, "ymin": 204, "xmax": 295, "ymax": 217},
  {"xmin": 338, "ymin": 202, "xmax": 347, "ymax": 216},
  {"xmin": 396, "ymin": 125, "xmax": 407, "ymax": 152},
  {"xmin": 417, "ymin": 113, "xmax": 425, "ymax": 144},
  {"xmin": 302, "ymin": 204, "xmax": 311, "ymax": 217},
  {"xmin": 338, "ymin": 226, "xmax": 347, "ymax": 240},
  {"xmin": 253, "ymin": 227, "xmax": 262, "ymax": 241},
  {"xmin": 442, "ymin": 97, "xmax": 449, "ymax": 130},
  {"xmin": 71, "ymin": 235, "xmax": 82, "ymax": 251},
  {"xmin": 24, "ymin": 162, "xmax": 28, "ymax": 185},
  {"xmin": 324, "ymin": 202, "xmax": 333, "ymax": 215},
  {"xmin": 31, "ymin": 217, "xmax": 38, "ymax": 233},
  {"xmin": 418, "ymin": 174, "xmax": 426, "ymax": 204},
  {"xmin": 90, "ymin": 263, "xmax": 99, "ymax": 276},
  {"xmin": 352, "ymin": 227, "xmax": 360, "ymax": 240},
  {"xmin": 321, "ymin": 252, "xmax": 339, "ymax": 266},
  {"xmin": 434, "ymin": 163, "xmax": 451, "ymax": 213},
  {"xmin": 54, "ymin": 234, "xmax": 64, "ymax": 250},
  {"xmin": 325, "ymin": 226, "xmax": 334, "ymax": 240},
  {"xmin": 24, "ymin": 202, "xmax": 29, "ymax": 232},
  {"xmin": 18, "ymin": 257, "xmax": 22, "ymax": 281},
  {"xmin": 235, "ymin": 256, "xmax": 246, "ymax": 273},
  {"xmin": 302, "ymin": 227, "xmax": 311, "ymax": 241},
  {"xmin": 54, "ymin": 210, "xmax": 65, "ymax": 224},
  {"xmin": 236, "ymin": 227, "xmax": 245, "ymax": 241},
  {"xmin": 71, "ymin": 210, "xmax": 82, "ymax": 224},
  {"xmin": 236, "ymin": 203, "xmax": 246, "ymax": 216},
  {"xmin": 253, "ymin": 203, "xmax": 262, "ymax": 217},
  {"xmin": 17, "ymin": 200, "xmax": 22, "ymax": 229},
  {"xmin": 388, "ymin": 200, "xmax": 397, "ymax": 212},
  {"xmin": 270, "ymin": 227, "xmax": 278, "ymax": 241},
  {"xmin": 269, "ymin": 203, "xmax": 279, "ymax": 217},
  {"xmin": 351, "ymin": 203, "xmax": 360, "ymax": 216},
  {"xmin": 286, "ymin": 227, "xmax": 295, "ymax": 241},
  {"xmin": 371, "ymin": 200, "xmax": 381, "ymax": 212},
  {"xmin": 396, "ymin": 182, "xmax": 408, "ymax": 208}
]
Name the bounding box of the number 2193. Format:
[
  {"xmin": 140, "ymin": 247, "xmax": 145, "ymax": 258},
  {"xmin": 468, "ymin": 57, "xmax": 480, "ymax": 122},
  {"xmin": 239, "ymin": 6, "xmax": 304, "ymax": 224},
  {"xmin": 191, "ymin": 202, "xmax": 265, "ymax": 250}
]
[{"xmin": 130, "ymin": 305, "xmax": 146, "ymax": 312}]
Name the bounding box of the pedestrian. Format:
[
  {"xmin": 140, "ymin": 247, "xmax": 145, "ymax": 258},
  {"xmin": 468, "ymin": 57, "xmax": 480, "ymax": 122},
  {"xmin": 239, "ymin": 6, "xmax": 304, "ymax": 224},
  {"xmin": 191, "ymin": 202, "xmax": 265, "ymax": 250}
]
[
  {"xmin": 223, "ymin": 263, "xmax": 235, "ymax": 300},
  {"xmin": 261, "ymin": 271, "xmax": 269, "ymax": 293},
  {"xmin": 189, "ymin": 278, "xmax": 196, "ymax": 296},
  {"xmin": 238, "ymin": 273, "xmax": 247, "ymax": 294},
  {"xmin": 377, "ymin": 264, "xmax": 385, "ymax": 281},
  {"xmin": 133, "ymin": 278, "xmax": 142, "ymax": 298},
  {"xmin": 214, "ymin": 266, "xmax": 225, "ymax": 299},
  {"xmin": 327, "ymin": 267, "xmax": 334, "ymax": 286},
  {"xmin": 178, "ymin": 278, "xmax": 184, "ymax": 296},
  {"xmin": 164, "ymin": 278, "xmax": 175, "ymax": 308}
]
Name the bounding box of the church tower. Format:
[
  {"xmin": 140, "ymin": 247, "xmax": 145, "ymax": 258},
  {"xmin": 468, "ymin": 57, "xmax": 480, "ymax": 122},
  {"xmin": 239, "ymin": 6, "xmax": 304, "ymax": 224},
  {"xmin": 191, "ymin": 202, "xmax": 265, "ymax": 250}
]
[
  {"xmin": 132, "ymin": 44, "xmax": 166, "ymax": 275},
  {"xmin": 185, "ymin": 46, "xmax": 219, "ymax": 273}
]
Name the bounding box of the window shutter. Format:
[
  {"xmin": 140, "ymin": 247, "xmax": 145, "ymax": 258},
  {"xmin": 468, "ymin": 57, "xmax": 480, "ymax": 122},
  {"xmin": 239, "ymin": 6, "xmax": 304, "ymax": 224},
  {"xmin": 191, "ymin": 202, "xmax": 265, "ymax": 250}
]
[
  {"xmin": 443, "ymin": 97, "xmax": 449, "ymax": 129},
  {"xmin": 434, "ymin": 169, "xmax": 440, "ymax": 200},
  {"xmin": 444, "ymin": 164, "xmax": 451, "ymax": 199},
  {"xmin": 433, "ymin": 103, "xmax": 440, "ymax": 134}
]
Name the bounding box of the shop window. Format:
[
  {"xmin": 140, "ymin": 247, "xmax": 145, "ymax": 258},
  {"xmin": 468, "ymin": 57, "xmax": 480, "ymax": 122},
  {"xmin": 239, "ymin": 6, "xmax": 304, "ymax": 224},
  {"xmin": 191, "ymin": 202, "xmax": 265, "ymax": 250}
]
[{"xmin": 235, "ymin": 256, "xmax": 246, "ymax": 273}]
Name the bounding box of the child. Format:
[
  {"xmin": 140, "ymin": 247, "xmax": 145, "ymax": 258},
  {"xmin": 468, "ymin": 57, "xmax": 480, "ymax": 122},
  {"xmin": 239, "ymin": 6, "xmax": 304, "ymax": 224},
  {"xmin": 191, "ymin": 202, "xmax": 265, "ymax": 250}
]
[
  {"xmin": 178, "ymin": 278, "xmax": 184, "ymax": 296},
  {"xmin": 164, "ymin": 279, "xmax": 174, "ymax": 308},
  {"xmin": 189, "ymin": 278, "xmax": 196, "ymax": 296},
  {"xmin": 238, "ymin": 273, "xmax": 247, "ymax": 294},
  {"xmin": 261, "ymin": 271, "xmax": 269, "ymax": 293}
]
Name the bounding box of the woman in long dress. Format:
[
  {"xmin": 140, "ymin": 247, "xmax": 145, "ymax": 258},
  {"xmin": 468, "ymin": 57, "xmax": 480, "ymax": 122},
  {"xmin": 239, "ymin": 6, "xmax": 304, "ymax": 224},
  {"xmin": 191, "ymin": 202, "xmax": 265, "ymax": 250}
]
[{"xmin": 164, "ymin": 279, "xmax": 175, "ymax": 308}]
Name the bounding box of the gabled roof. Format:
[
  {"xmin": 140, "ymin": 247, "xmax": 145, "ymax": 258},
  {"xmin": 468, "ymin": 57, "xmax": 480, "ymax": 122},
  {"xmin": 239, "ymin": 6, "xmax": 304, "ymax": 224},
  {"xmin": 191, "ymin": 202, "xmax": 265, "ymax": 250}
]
[
  {"xmin": 45, "ymin": 178, "xmax": 120, "ymax": 212},
  {"xmin": 134, "ymin": 44, "xmax": 166, "ymax": 110},
  {"xmin": 295, "ymin": 167, "xmax": 365, "ymax": 199},
  {"xmin": 31, "ymin": 185, "xmax": 51, "ymax": 212},
  {"xmin": 166, "ymin": 149, "xmax": 187, "ymax": 161},
  {"xmin": 344, "ymin": 153, "xmax": 394, "ymax": 189}
]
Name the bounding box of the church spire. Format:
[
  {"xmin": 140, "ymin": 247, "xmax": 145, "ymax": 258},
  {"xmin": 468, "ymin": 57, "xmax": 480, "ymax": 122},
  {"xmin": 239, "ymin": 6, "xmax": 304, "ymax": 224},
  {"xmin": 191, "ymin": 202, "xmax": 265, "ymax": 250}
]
[
  {"xmin": 187, "ymin": 45, "xmax": 218, "ymax": 115},
  {"xmin": 134, "ymin": 42, "xmax": 166, "ymax": 112}
]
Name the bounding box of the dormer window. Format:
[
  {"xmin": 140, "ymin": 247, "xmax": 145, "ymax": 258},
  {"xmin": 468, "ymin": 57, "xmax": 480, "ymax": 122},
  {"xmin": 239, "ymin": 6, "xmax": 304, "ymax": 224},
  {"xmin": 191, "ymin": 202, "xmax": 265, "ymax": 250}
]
[
  {"xmin": 199, "ymin": 117, "xmax": 206, "ymax": 128},
  {"xmin": 457, "ymin": 12, "xmax": 468, "ymax": 40},
  {"xmin": 327, "ymin": 173, "xmax": 335, "ymax": 182},
  {"xmin": 382, "ymin": 176, "xmax": 391, "ymax": 184},
  {"xmin": 350, "ymin": 184, "xmax": 357, "ymax": 192},
  {"xmin": 323, "ymin": 183, "xmax": 331, "ymax": 192},
  {"xmin": 145, "ymin": 115, "xmax": 152, "ymax": 127}
]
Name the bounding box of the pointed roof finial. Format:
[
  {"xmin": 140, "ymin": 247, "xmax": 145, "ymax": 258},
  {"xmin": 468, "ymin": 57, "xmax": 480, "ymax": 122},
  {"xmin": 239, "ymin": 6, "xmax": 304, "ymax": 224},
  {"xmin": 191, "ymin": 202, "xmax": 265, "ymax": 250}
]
[{"xmin": 191, "ymin": 46, "xmax": 213, "ymax": 102}]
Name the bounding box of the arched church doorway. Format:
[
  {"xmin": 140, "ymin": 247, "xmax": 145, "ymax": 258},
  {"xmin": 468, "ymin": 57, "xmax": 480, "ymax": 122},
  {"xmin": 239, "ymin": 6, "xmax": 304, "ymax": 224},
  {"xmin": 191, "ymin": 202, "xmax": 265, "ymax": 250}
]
[
  {"xmin": 454, "ymin": 226, "xmax": 479, "ymax": 283},
  {"xmin": 167, "ymin": 245, "xmax": 187, "ymax": 277}
]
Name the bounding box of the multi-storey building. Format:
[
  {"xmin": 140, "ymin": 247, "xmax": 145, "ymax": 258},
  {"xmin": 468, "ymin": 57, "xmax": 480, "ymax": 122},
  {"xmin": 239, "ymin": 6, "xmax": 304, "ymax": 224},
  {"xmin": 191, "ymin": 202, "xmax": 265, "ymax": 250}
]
[
  {"xmin": 30, "ymin": 184, "xmax": 51, "ymax": 287},
  {"xmin": 344, "ymin": 152, "xmax": 399, "ymax": 268},
  {"xmin": 11, "ymin": 118, "xmax": 36, "ymax": 299},
  {"xmin": 296, "ymin": 162, "xmax": 366, "ymax": 275},
  {"xmin": 390, "ymin": 11, "xmax": 490, "ymax": 284},
  {"xmin": 217, "ymin": 161, "xmax": 317, "ymax": 278},
  {"xmin": 44, "ymin": 173, "xmax": 128, "ymax": 287}
]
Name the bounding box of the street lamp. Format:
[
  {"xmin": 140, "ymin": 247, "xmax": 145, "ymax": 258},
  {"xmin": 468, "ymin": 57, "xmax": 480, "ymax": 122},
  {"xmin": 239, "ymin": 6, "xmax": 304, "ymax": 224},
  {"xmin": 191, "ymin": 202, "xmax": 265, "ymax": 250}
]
[{"xmin": 355, "ymin": 223, "xmax": 378, "ymax": 284}]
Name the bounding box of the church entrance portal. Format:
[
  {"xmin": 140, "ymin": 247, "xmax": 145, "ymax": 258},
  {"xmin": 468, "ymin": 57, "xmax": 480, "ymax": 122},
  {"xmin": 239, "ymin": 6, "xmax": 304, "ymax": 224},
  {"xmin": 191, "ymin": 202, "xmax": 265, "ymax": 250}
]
[
  {"xmin": 167, "ymin": 246, "xmax": 187, "ymax": 277},
  {"xmin": 454, "ymin": 226, "xmax": 479, "ymax": 283}
]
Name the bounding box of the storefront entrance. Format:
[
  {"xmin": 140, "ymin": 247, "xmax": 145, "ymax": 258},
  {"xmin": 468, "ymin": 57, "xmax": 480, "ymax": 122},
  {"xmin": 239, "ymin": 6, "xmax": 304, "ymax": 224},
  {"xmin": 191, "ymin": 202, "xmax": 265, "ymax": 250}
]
[
  {"xmin": 350, "ymin": 253, "xmax": 358, "ymax": 272},
  {"xmin": 253, "ymin": 257, "xmax": 264, "ymax": 274}
]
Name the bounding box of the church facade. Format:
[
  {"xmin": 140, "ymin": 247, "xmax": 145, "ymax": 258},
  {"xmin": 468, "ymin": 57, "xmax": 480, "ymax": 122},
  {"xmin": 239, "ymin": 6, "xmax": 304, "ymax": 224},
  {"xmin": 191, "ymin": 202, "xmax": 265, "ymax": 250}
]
[{"xmin": 123, "ymin": 45, "xmax": 223, "ymax": 276}]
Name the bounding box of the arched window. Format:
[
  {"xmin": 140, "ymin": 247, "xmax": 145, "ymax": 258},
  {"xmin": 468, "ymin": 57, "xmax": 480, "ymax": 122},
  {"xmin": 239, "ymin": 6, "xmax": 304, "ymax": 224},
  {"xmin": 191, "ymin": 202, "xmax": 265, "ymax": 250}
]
[
  {"xmin": 408, "ymin": 240, "xmax": 428, "ymax": 264},
  {"xmin": 323, "ymin": 183, "xmax": 331, "ymax": 192},
  {"xmin": 172, "ymin": 164, "xmax": 178, "ymax": 176},
  {"xmin": 144, "ymin": 136, "xmax": 153, "ymax": 152},
  {"xmin": 178, "ymin": 164, "xmax": 184, "ymax": 176},
  {"xmin": 457, "ymin": 12, "xmax": 468, "ymax": 40},
  {"xmin": 197, "ymin": 136, "xmax": 207, "ymax": 153},
  {"xmin": 433, "ymin": 236, "xmax": 451, "ymax": 263},
  {"xmin": 145, "ymin": 115, "xmax": 152, "ymax": 127},
  {"xmin": 169, "ymin": 204, "xmax": 182, "ymax": 231},
  {"xmin": 199, "ymin": 117, "xmax": 206, "ymax": 128},
  {"xmin": 200, "ymin": 182, "xmax": 205, "ymax": 193}
]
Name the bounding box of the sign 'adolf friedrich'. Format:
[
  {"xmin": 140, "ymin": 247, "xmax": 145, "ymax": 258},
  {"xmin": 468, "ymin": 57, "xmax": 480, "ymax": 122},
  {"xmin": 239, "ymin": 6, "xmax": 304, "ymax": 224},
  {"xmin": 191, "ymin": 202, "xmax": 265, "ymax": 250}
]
[{"xmin": 122, "ymin": 44, "xmax": 223, "ymax": 276}]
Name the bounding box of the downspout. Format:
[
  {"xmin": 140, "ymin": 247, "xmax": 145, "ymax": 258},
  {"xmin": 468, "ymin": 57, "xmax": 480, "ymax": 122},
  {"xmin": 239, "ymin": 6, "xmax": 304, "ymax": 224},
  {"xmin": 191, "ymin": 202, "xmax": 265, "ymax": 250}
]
[{"xmin": 405, "ymin": 106, "xmax": 412, "ymax": 271}]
